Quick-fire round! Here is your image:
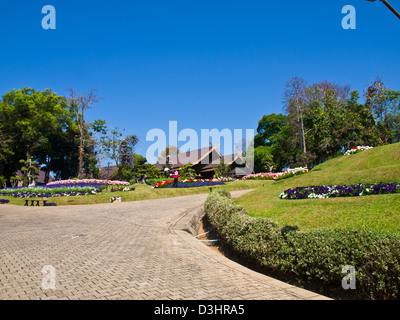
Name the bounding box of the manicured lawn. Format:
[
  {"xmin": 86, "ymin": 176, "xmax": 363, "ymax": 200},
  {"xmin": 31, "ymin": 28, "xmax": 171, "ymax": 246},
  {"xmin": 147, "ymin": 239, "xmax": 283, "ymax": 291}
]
[
  {"xmin": 0, "ymin": 180, "xmax": 264, "ymax": 207},
  {"xmin": 235, "ymin": 142, "xmax": 400, "ymax": 234},
  {"xmin": 236, "ymin": 181, "xmax": 400, "ymax": 233},
  {"xmin": 3, "ymin": 143, "xmax": 400, "ymax": 235}
]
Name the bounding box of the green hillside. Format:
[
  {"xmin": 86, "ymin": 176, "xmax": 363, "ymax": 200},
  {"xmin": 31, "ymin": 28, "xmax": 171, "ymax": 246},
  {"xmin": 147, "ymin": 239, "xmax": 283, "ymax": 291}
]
[{"xmin": 236, "ymin": 142, "xmax": 400, "ymax": 233}]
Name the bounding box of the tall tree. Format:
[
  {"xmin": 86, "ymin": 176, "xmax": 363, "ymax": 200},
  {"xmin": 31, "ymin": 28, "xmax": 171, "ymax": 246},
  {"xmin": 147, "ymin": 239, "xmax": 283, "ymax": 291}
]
[
  {"xmin": 89, "ymin": 119, "xmax": 108, "ymax": 177},
  {"xmin": 117, "ymin": 134, "xmax": 138, "ymax": 181},
  {"xmin": 302, "ymin": 83, "xmax": 351, "ymax": 162},
  {"xmin": 254, "ymin": 113, "xmax": 288, "ymax": 148},
  {"xmin": 254, "ymin": 113, "xmax": 297, "ymax": 171},
  {"xmin": 340, "ymin": 91, "xmax": 378, "ymax": 149},
  {"xmin": 0, "ymin": 88, "xmax": 73, "ymax": 183},
  {"xmin": 67, "ymin": 89, "xmax": 100, "ymax": 178},
  {"xmin": 103, "ymin": 127, "xmax": 124, "ymax": 168},
  {"xmin": 253, "ymin": 146, "xmax": 274, "ymax": 173},
  {"xmin": 365, "ymin": 79, "xmax": 400, "ymax": 144},
  {"xmin": 300, "ymin": 80, "xmax": 352, "ymax": 163},
  {"xmin": 283, "ymin": 77, "xmax": 308, "ymax": 154}
]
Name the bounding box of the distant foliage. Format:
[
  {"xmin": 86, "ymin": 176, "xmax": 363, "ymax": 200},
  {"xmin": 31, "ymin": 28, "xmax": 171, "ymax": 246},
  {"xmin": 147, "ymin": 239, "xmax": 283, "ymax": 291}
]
[{"xmin": 254, "ymin": 77, "xmax": 400, "ymax": 171}]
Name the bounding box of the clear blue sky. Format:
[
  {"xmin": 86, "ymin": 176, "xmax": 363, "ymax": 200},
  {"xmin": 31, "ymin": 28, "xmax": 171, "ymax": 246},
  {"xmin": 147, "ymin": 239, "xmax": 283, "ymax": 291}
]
[{"xmin": 1, "ymin": 1, "xmax": 399, "ymax": 163}]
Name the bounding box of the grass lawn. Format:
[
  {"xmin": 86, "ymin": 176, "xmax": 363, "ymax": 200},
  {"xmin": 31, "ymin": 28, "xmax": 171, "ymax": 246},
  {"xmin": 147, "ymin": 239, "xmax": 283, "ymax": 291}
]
[
  {"xmin": 235, "ymin": 142, "xmax": 400, "ymax": 234},
  {"xmin": 236, "ymin": 181, "xmax": 400, "ymax": 233},
  {"xmin": 0, "ymin": 180, "xmax": 264, "ymax": 207},
  {"xmin": 2, "ymin": 143, "xmax": 400, "ymax": 234}
]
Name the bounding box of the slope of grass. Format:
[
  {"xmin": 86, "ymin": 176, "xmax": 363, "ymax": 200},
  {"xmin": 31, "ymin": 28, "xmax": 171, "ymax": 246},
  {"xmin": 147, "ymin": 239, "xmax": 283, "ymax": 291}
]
[{"xmin": 236, "ymin": 142, "xmax": 400, "ymax": 233}]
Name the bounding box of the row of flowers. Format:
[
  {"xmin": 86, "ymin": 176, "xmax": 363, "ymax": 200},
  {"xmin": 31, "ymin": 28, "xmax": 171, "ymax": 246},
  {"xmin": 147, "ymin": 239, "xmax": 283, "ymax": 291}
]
[
  {"xmin": 0, "ymin": 185, "xmax": 102, "ymax": 198},
  {"xmin": 152, "ymin": 179, "xmax": 226, "ymax": 189},
  {"xmin": 46, "ymin": 179, "xmax": 130, "ymax": 186},
  {"xmin": 0, "ymin": 180, "xmax": 135, "ymax": 198},
  {"xmin": 243, "ymin": 167, "xmax": 310, "ymax": 181},
  {"xmin": 344, "ymin": 145, "xmax": 373, "ymax": 156},
  {"xmin": 280, "ymin": 182, "xmax": 399, "ymax": 200}
]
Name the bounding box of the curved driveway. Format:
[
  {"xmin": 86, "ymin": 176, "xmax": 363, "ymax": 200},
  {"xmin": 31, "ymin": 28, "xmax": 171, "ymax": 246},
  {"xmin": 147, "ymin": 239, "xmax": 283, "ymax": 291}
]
[{"xmin": 0, "ymin": 191, "xmax": 329, "ymax": 300}]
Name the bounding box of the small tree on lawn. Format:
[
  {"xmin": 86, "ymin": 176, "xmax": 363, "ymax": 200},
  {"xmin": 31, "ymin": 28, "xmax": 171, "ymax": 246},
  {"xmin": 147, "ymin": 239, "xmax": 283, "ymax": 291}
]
[
  {"xmin": 179, "ymin": 163, "xmax": 196, "ymax": 179},
  {"xmin": 213, "ymin": 160, "xmax": 231, "ymax": 179},
  {"xmin": 19, "ymin": 154, "xmax": 39, "ymax": 186},
  {"xmin": 145, "ymin": 164, "xmax": 161, "ymax": 179},
  {"xmin": 118, "ymin": 134, "xmax": 138, "ymax": 181}
]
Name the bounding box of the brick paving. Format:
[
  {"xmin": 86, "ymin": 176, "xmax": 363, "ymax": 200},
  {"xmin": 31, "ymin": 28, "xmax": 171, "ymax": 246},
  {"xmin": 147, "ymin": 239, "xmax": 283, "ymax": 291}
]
[{"xmin": 0, "ymin": 191, "xmax": 330, "ymax": 300}]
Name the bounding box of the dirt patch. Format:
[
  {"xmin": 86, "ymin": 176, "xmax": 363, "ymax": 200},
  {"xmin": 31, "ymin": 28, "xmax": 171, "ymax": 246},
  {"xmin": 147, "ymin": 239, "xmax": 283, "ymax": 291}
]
[{"xmin": 196, "ymin": 217, "xmax": 223, "ymax": 255}]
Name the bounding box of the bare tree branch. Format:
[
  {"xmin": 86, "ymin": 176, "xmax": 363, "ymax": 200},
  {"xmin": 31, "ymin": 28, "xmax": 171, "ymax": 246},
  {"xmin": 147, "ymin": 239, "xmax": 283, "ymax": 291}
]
[{"xmin": 67, "ymin": 89, "xmax": 101, "ymax": 178}]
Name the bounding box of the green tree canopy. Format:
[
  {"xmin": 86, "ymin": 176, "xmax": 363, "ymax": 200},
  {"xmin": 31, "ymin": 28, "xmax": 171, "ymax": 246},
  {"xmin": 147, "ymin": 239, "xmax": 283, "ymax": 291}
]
[{"xmin": 0, "ymin": 87, "xmax": 80, "ymax": 183}]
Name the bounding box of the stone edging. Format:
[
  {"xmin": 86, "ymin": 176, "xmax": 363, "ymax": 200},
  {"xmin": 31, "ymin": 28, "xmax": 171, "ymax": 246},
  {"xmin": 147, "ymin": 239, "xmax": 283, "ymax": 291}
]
[{"xmin": 170, "ymin": 194, "xmax": 332, "ymax": 301}]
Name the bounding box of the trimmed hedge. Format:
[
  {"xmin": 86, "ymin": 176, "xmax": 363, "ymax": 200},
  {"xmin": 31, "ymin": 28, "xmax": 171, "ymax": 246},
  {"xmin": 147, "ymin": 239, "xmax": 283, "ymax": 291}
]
[{"xmin": 204, "ymin": 189, "xmax": 400, "ymax": 300}]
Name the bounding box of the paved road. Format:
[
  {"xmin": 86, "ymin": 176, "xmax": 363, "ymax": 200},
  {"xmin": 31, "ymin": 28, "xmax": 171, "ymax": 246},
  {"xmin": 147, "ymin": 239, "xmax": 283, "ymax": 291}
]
[{"xmin": 0, "ymin": 191, "xmax": 329, "ymax": 300}]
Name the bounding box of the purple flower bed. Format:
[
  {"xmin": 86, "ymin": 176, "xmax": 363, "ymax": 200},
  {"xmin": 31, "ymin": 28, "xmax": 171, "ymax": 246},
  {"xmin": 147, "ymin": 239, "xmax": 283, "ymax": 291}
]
[
  {"xmin": 0, "ymin": 183, "xmax": 102, "ymax": 198},
  {"xmin": 280, "ymin": 182, "xmax": 400, "ymax": 200},
  {"xmin": 47, "ymin": 182, "xmax": 105, "ymax": 188},
  {"xmin": 44, "ymin": 202, "xmax": 57, "ymax": 206}
]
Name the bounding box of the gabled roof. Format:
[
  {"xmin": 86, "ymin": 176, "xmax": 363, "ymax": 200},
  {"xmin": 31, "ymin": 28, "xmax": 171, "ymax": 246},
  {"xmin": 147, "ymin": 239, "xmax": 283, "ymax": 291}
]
[
  {"xmin": 154, "ymin": 144, "xmax": 252, "ymax": 176},
  {"xmin": 15, "ymin": 169, "xmax": 54, "ymax": 184},
  {"xmin": 154, "ymin": 146, "xmax": 222, "ymax": 170}
]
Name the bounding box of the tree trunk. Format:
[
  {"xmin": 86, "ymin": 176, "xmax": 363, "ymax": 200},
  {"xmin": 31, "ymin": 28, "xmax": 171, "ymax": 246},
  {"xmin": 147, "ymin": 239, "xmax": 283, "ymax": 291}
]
[
  {"xmin": 98, "ymin": 147, "xmax": 102, "ymax": 178},
  {"xmin": 300, "ymin": 110, "xmax": 307, "ymax": 154},
  {"xmin": 78, "ymin": 137, "xmax": 84, "ymax": 179}
]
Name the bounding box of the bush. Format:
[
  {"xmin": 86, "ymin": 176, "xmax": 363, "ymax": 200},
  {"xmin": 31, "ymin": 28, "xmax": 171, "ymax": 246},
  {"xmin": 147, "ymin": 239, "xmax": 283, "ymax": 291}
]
[
  {"xmin": 178, "ymin": 163, "xmax": 196, "ymax": 179},
  {"xmin": 204, "ymin": 190, "xmax": 400, "ymax": 299},
  {"xmin": 145, "ymin": 178, "xmax": 170, "ymax": 185}
]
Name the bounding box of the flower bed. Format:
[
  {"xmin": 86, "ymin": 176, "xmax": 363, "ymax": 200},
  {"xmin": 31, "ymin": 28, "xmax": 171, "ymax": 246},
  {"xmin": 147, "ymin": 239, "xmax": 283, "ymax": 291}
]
[
  {"xmin": 46, "ymin": 179, "xmax": 129, "ymax": 186},
  {"xmin": 152, "ymin": 179, "xmax": 226, "ymax": 189},
  {"xmin": 44, "ymin": 202, "xmax": 57, "ymax": 206},
  {"xmin": 344, "ymin": 145, "xmax": 373, "ymax": 155},
  {"xmin": 280, "ymin": 182, "xmax": 399, "ymax": 200},
  {"xmin": 0, "ymin": 184, "xmax": 102, "ymax": 198},
  {"xmin": 110, "ymin": 196, "xmax": 122, "ymax": 203},
  {"xmin": 242, "ymin": 172, "xmax": 276, "ymax": 181},
  {"xmin": 275, "ymin": 167, "xmax": 309, "ymax": 181},
  {"xmin": 243, "ymin": 167, "xmax": 309, "ymax": 181}
]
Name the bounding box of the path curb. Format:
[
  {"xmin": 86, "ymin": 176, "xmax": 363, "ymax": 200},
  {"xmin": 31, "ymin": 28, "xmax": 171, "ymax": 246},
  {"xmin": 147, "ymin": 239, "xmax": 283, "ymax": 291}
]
[{"xmin": 171, "ymin": 191, "xmax": 332, "ymax": 301}]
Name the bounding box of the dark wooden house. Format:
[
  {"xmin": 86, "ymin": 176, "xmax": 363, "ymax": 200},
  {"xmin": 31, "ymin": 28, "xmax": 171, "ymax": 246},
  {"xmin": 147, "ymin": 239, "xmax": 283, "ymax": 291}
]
[{"xmin": 154, "ymin": 144, "xmax": 252, "ymax": 179}]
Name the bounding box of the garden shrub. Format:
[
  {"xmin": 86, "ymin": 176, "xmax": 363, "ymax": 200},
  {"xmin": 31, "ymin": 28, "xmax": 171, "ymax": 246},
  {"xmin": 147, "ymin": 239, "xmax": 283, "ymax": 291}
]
[
  {"xmin": 204, "ymin": 190, "xmax": 400, "ymax": 299},
  {"xmin": 146, "ymin": 178, "xmax": 170, "ymax": 185}
]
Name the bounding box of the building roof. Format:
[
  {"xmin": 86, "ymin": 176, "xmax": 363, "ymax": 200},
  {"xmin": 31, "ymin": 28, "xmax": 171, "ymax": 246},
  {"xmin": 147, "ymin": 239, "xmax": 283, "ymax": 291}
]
[
  {"xmin": 99, "ymin": 165, "xmax": 119, "ymax": 180},
  {"xmin": 154, "ymin": 146, "xmax": 222, "ymax": 170},
  {"xmin": 154, "ymin": 144, "xmax": 250, "ymax": 176},
  {"xmin": 15, "ymin": 169, "xmax": 54, "ymax": 185}
]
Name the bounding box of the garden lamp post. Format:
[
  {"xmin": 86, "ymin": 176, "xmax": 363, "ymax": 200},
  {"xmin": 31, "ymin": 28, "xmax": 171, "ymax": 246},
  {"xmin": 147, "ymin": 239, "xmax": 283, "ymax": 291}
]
[{"xmin": 365, "ymin": 0, "xmax": 400, "ymax": 20}]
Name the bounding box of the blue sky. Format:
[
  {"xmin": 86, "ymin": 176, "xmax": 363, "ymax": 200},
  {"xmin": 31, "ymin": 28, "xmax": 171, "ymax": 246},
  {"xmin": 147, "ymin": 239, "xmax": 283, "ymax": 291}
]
[{"xmin": 1, "ymin": 1, "xmax": 399, "ymax": 163}]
